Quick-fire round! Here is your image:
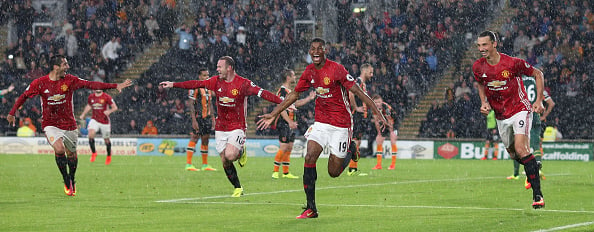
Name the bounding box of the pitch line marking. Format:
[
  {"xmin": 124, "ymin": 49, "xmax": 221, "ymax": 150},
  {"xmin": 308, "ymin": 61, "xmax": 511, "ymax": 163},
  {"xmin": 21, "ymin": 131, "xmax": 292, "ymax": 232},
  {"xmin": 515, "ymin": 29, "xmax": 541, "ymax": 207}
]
[
  {"xmin": 158, "ymin": 201, "xmax": 594, "ymax": 215},
  {"xmin": 532, "ymin": 221, "xmax": 594, "ymax": 232},
  {"xmin": 156, "ymin": 173, "xmax": 571, "ymax": 203}
]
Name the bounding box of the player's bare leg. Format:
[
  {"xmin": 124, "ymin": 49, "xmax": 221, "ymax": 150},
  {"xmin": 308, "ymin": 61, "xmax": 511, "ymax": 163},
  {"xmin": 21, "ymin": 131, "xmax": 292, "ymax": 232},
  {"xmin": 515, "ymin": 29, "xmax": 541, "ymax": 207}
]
[{"xmin": 220, "ymin": 144, "xmax": 242, "ymax": 197}]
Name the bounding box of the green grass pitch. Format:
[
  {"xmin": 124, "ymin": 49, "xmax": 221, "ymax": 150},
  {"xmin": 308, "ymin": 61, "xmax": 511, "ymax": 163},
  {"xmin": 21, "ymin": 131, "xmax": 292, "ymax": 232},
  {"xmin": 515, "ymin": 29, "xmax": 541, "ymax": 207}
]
[{"xmin": 1, "ymin": 154, "xmax": 593, "ymax": 231}]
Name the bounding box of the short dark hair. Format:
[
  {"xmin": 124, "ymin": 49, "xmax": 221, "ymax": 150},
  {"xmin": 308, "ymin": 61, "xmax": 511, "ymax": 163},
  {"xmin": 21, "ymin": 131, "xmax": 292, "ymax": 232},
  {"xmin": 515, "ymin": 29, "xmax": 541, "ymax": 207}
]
[
  {"xmin": 219, "ymin": 56, "xmax": 235, "ymax": 70},
  {"xmin": 49, "ymin": 55, "xmax": 66, "ymax": 68},
  {"xmin": 479, "ymin": 30, "xmax": 498, "ymax": 43},
  {"xmin": 311, "ymin": 37, "xmax": 326, "ymax": 45},
  {"xmin": 198, "ymin": 68, "xmax": 208, "ymax": 74}
]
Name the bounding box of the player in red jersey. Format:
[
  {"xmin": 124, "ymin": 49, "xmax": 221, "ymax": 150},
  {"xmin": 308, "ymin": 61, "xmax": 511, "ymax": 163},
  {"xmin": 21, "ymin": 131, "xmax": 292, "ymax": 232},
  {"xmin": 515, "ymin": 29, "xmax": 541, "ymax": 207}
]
[
  {"xmin": 160, "ymin": 56, "xmax": 282, "ymax": 197},
  {"xmin": 6, "ymin": 55, "xmax": 132, "ymax": 196},
  {"xmin": 79, "ymin": 90, "xmax": 118, "ymax": 165},
  {"xmin": 257, "ymin": 38, "xmax": 388, "ymax": 219},
  {"xmin": 473, "ymin": 31, "xmax": 546, "ymax": 209}
]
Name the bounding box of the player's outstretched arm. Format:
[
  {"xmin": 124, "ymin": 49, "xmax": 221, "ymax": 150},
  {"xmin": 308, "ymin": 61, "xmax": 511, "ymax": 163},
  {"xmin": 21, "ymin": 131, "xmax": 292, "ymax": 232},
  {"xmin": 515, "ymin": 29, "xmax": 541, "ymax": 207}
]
[
  {"xmin": 350, "ymin": 84, "xmax": 387, "ymax": 126},
  {"xmin": 257, "ymin": 90, "xmax": 300, "ymax": 130},
  {"xmin": 116, "ymin": 79, "xmax": 133, "ymax": 92},
  {"xmin": 160, "ymin": 81, "xmax": 174, "ymax": 88}
]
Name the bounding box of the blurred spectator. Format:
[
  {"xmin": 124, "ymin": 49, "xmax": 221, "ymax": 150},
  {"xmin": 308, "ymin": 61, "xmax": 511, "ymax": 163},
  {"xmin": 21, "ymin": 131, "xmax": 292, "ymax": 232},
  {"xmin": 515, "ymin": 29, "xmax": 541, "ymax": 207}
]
[
  {"xmin": 141, "ymin": 120, "xmax": 158, "ymax": 135},
  {"xmin": 16, "ymin": 118, "xmax": 35, "ymax": 137},
  {"xmin": 145, "ymin": 14, "xmax": 160, "ymax": 43},
  {"xmin": 126, "ymin": 119, "xmax": 142, "ymax": 134},
  {"xmin": 101, "ymin": 36, "xmax": 122, "ymax": 82}
]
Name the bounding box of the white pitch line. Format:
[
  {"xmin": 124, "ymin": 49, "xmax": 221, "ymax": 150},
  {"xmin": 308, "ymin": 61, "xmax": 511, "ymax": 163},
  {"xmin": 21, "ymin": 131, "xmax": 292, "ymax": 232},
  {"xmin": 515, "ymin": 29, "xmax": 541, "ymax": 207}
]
[
  {"xmin": 156, "ymin": 173, "xmax": 571, "ymax": 203},
  {"xmin": 157, "ymin": 201, "xmax": 594, "ymax": 214},
  {"xmin": 532, "ymin": 221, "xmax": 594, "ymax": 232}
]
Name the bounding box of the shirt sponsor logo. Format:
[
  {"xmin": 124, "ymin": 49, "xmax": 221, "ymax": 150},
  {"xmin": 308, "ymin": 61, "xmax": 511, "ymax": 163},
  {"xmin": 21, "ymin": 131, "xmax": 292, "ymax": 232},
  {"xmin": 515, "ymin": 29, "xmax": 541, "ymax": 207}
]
[
  {"xmin": 48, "ymin": 94, "xmax": 66, "ymax": 102},
  {"xmin": 486, "ymin": 80, "xmax": 507, "ymax": 88},
  {"xmin": 219, "ymin": 96, "xmax": 235, "ymax": 106},
  {"xmin": 315, "ymin": 87, "xmax": 329, "ymax": 94}
]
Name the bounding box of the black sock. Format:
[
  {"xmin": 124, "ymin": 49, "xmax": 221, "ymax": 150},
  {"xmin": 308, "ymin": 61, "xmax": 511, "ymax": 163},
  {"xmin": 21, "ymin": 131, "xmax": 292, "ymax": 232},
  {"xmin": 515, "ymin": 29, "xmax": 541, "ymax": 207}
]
[
  {"xmin": 89, "ymin": 138, "xmax": 96, "ymax": 153},
  {"xmin": 520, "ymin": 154, "xmax": 543, "ymax": 198},
  {"xmin": 106, "ymin": 142, "xmax": 111, "ymax": 156},
  {"xmin": 513, "ymin": 160, "xmax": 520, "ymax": 176},
  {"xmin": 67, "ymin": 155, "xmax": 78, "ymax": 182},
  {"xmin": 223, "ymin": 164, "xmax": 241, "ymax": 188},
  {"xmin": 55, "ymin": 153, "xmax": 69, "ymax": 184},
  {"xmin": 342, "ymin": 146, "xmax": 353, "ymax": 172},
  {"xmin": 303, "ymin": 164, "xmax": 317, "ymax": 211}
]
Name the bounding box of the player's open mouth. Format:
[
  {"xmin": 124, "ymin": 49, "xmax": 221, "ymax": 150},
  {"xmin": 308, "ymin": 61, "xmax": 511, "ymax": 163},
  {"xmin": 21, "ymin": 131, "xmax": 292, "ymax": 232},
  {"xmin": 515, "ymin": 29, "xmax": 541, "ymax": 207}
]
[{"xmin": 312, "ymin": 55, "xmax": 321, "ymax": 62}]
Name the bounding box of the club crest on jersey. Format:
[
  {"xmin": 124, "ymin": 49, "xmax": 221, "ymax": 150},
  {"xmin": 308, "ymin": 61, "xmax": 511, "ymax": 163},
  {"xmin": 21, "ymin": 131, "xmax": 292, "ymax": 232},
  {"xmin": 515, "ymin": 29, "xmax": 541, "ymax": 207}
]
[
  {"xmin": 231, "ymin": 89, "xmax": 239, "ymax": 96},
  {"xmin": 61, "ymin": 84, "xmax": 68, "ymax": 92},
  {"xmin": 501, "ymin": 70, "xmax": 511, "ymax": 79},
  {"xmin": 323, "ymin": 77, "xmax": 331, "ymax": 85}
]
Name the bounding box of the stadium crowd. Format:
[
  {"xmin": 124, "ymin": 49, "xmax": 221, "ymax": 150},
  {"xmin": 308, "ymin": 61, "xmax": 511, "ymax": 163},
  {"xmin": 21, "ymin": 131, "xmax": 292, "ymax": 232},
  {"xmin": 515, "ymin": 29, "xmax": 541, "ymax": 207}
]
[{"xmin": 1, "ymin": 0, "xmax": 592, "ymax": 140}]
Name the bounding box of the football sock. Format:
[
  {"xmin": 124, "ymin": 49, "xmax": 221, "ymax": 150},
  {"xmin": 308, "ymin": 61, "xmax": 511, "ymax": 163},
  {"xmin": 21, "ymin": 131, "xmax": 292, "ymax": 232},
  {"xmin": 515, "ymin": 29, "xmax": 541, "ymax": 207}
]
[
  {"xmin": 67, "ymin": 154, "xmax": 78, "ymax": 182},
  {"xmin": 55, "ymin": 153, "xmax": 69, "ymax": 183},
  {"xmin": 513, "ymin": 159, "xmax": 520, "ymax": 176},
  {"xmin": 375, "ymin": 144, "xmax": 383, "ymax": 165},
  {"xmin": 520, "ymin": 154, "xmax": 543, "ymax": 198},
  {"xmin": 341, "ymin": 147, "xmax": 353, "ymax": 172},
  {"xmin": 282, "ymin": 151, "xmax": 291, "ymax": 174},
  {"xmin": 186, "ymin": 141, "xmax": 196, "ymax": 164},
  {"xmin": 273, "ymin": 150, "xmax": 282, "ymax": 172},
  {"xmin": 303, "ymin": 163, "xmax": 317, "ymax": 211},
  {"xmin": 391, "ymin": 144, "xmax": 398, "ymax": 165},
  {"xmin": 223, "ymin": 164, "xmax": 241, "ymax": 188},
  {"xmin": 106, "ymin": 142, "xmax": 111, "ymax": 156},
  {"xmin": 483, "ymin": 143, "xmax": 489, "ymax": 158},
  {"xmin": 493, "ymin": 143, "xmax": 499, "ymax": 159},
  {"xmin": 89, "ymin": 138, "xmax": 96, "ymax": 153},
  {"xmin": 200, "ymin": 145, "xmax": 208, "ymax": 164}
]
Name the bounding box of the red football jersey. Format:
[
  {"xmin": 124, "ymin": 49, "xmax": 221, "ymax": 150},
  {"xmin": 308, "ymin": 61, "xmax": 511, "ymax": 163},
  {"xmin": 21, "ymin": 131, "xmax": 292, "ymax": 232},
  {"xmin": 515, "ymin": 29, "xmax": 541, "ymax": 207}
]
[
  {"xmin": 295, "ymin": 59, "xmax": 356, "ymax": 128},
  {"xmin": 88, "ymin": 92, "xmax": 114, "ymax": 124},
  {"xmin": 473, "ymin": 53, "xmax": 534, "ymax": 120},
  {"xmin": 10, "ymin": 74, "xmax": 117, "ymax": 130},
  {"xmin": 174, "ymin": 74, "xmax": 281, "ymax": 131}
]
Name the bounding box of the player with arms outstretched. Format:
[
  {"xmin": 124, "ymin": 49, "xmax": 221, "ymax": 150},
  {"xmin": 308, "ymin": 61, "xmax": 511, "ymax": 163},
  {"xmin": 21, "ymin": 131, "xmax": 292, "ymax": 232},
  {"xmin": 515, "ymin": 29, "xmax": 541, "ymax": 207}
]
[
  {"xmin": 473, "ymin": 31, "xmax": 545, "ymax": 209},
  {"xmin": 79, "ymin": 90, "xmax": 118, "ymax": 165},
  {"xmin": 258, "ymin": 38, "xmax": 387, "ymax": 219},
  {"xmin": 160, "ymin": 56, "xmax": 282, "ymax": 197},
  {"xmin": 7, "ymin": 55, "xmax": 132, "ymax": 196}
]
